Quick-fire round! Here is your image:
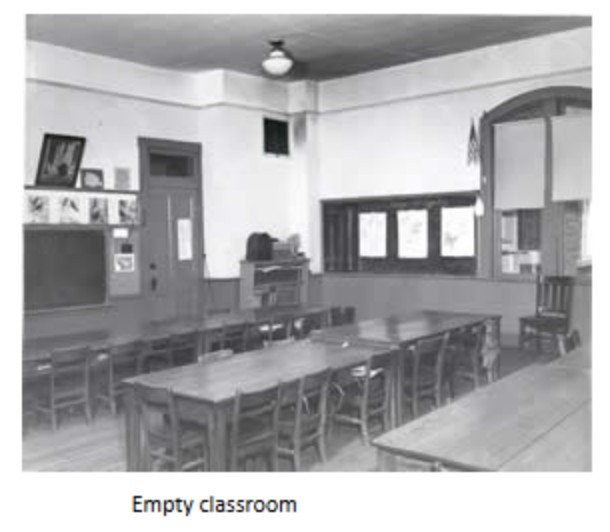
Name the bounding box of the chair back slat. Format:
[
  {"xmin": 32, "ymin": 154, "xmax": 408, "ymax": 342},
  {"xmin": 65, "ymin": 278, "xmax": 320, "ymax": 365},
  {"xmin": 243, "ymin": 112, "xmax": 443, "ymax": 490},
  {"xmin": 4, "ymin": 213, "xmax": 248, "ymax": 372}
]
[
  {"xmin": 537, "ymin": 276, "xmax": 574, "ymax": 315},
  {"xmin": 222, "ymin": 324, "xmax": 249, "ymax": 353}
]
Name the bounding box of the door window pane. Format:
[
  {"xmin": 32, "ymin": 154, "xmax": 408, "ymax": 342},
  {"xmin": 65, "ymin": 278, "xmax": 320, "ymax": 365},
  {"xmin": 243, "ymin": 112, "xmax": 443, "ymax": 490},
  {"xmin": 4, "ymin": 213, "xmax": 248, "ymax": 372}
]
[
  {"xmin": 500, "ymin": 210, "xmax": 541, "ymax": 274},
  {"xmin": 149, "ymin": 152, "xmax": 194, "ymax": 177}
]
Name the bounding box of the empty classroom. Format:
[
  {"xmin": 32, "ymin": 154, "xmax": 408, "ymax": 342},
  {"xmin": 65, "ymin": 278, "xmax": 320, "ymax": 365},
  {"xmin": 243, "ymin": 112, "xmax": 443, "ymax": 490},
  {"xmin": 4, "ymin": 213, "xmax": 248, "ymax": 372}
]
[{"xmin": 22, "ymin": 14, "xmax": 592, "ymax": 475}]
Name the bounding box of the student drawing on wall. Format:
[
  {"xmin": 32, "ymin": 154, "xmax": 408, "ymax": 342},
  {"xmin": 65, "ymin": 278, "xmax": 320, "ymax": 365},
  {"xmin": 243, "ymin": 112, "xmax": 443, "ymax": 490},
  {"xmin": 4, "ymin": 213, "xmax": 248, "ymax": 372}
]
[
  {"xmin": 59, "ymin": 196, "xmax": 81, "ymax": 224},
  {"xmin": 89, "ymin": 197, "xmax": 108, "ymax": 224},
  {"xmin": 26, "ymin": 195, "xmax": 50, "ymax": 224}
]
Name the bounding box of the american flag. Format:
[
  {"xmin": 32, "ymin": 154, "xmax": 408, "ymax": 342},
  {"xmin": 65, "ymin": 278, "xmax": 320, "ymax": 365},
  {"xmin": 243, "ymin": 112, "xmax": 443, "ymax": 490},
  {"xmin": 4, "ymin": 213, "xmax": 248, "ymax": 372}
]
[{"xmin": 467, "ymin": 119, "xmax": 480, "ymax": 166}]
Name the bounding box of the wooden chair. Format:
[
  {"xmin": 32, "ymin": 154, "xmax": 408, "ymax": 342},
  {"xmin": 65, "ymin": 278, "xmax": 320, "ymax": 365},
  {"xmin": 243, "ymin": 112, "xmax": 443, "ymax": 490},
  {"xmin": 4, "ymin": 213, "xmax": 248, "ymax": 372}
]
[
  {"xmin": 138, "ymin": 335, "xmax": 173, "ymax": 374},
  {"xmin": 330, "ymin": 306, "xmax": 344, "ymax": 327},
  {"xmin": 94, "ymin": 340, "xmax": 142, "ymax": 415},
  {"xmin": 135, "ymin": 383, "xmax": 206, "ymax": 471},
  {"xmin": 171, "ymin": 391, "xmax": 211, "ymax": 471},
  {"xmin": 332, "ymin": 351, "xmax": 393, "ymax": 444},
  {"xmin": 342, "ymin": 306, "xmax": 356, "ymax": 324},
  {"xmin": 34, "ymin": 346, "xmax": 92, "ymax": 431},
  {"xmin": 221, "ymin": 323, "xmax": 250, "ymax": 353},
  {"xmin": 402, "ymin": 332, "xmax": 451, "ymax": 419},
  {"xmin": 229, "ymin": 384, "xmax": 282, "ymax": 471},
  {"xmin": 519, "ymin": 275, "xmax": 574, "ymax": 355},
  {"xmin": 22, "ymin": 360, "xmax": 51, "ymax": 433},
  {"xmin": 448, "ymin": 323, "xmax": 486, "ymax": 393},
  {"xmin": 171, "ymin": 330, "xmax": 199, "ymax": 367},
  {"xmin": 277, "ymin": 368, "xmax": 332, "ymax": 471}
]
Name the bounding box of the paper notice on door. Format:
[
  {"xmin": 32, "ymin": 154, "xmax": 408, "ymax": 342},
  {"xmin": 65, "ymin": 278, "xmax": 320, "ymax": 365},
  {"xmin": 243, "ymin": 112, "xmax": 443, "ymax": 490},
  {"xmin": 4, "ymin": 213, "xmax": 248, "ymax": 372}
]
[{"xmin": 177, "ymin": 218, "xmax": 193, "ymax": 261}]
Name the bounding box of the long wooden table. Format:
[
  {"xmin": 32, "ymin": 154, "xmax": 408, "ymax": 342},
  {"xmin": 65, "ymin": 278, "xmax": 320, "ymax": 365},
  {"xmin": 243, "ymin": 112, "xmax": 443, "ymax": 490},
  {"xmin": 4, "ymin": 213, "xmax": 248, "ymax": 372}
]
[
  {"xmin": 312, "ymin": 310, "xmax": 500, "ymax": 350},
  {"xmin": 123, "ymin": 339, "xmax": 390, "ymax": 471},
  {"xmin": 372, "ymin": 347, "xmax": 591, "ymax": 472},
  {"xmin": 312, "ymin": 310, "xmax": 501, "ymax": 424},
  {"xmin": 22, "ymin": 305, "xmax": 331, "ymax": 364}
]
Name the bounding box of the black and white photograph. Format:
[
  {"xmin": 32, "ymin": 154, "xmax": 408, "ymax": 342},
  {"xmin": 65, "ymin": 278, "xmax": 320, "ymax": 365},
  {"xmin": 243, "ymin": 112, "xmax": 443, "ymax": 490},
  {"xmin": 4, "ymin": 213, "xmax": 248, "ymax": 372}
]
[
  {"xmin": 35, "ymin": 133, "xmax": 86, "ymax": 187},
  {"xmin": 17, "ymin": 10, "xmax": 598, "ymax": 523}
]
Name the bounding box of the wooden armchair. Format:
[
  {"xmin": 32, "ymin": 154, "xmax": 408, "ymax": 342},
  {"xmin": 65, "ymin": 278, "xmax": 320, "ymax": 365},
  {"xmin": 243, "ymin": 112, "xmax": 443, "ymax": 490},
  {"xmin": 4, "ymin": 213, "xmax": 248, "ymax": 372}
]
[{"xmin": 519, "ymin": 275, "xmax": 574, "ymax": 355}]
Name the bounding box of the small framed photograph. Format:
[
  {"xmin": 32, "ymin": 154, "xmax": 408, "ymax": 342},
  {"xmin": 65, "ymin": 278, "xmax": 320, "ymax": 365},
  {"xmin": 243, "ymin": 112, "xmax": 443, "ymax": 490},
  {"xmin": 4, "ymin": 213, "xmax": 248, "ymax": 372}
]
[
  {"xmin": 80, "ymin": 168, "xmax": 104, "ymax": 189},
  {"xmin": 114, "ymin": 253, "xmax": 135, "ymax": 273},
  {"xmin": 35, "ymin": 133, "xmax": 86, "ymax": 188}
]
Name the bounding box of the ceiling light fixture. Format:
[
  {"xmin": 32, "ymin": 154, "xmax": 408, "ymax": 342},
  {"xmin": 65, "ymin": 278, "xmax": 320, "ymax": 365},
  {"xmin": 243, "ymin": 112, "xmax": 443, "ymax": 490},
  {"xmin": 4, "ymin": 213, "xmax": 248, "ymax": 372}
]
[{"xmin": 261, "ymin": 40, "xmax": 293, "ymax": 77}]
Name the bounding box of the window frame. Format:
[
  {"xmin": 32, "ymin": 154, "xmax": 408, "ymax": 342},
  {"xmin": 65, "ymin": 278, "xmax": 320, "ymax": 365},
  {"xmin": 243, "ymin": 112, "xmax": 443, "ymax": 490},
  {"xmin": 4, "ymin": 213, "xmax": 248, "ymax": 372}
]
[{"xmin": 322, "ymin": 192, "xmax": 478, "ymax": 276}]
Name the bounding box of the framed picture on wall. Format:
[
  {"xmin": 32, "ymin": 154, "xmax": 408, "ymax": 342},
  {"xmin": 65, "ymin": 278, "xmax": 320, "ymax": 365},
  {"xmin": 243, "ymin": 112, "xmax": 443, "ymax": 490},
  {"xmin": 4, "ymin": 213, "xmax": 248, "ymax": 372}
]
[
  {"xmin": 80, "ymin": 168, "xmax": 104, "ymax": 189},
  {"xmin": 35, "ymin": 133, "xmax": 86, "ymax": 188}
]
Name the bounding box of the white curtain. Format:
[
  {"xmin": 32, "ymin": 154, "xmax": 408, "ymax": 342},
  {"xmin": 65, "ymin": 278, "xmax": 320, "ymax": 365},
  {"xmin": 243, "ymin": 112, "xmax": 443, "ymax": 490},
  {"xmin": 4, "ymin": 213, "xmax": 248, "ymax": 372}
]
[
  {"xmin": 494, "ymin": 118, "xmax": 546, "ymax": 210},
  {"xmin": 551, "ymin": 114, "xmax": 591, "ymax": 201}
]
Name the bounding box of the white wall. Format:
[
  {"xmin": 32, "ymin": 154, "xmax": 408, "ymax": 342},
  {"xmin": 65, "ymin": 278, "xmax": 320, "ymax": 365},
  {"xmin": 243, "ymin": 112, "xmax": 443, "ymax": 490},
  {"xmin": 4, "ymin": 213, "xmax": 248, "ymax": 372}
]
[
  {"xmin": 25, "ymin": 82, "xmax": 200, "ymax": 189},
  {"xmin": 305, "ymin": 28, "xmax": 592, "ymax": 270},
  {"xmin": 25, "ymin": 27, "xmax": 592, "ymax": 278},
  {"xmin": 26, "ymin": 42, "xmax": 295, "ymax": 278},
  {"xmin": 200, "ymin": 104, "xmax": 294, "ymax": 277}
]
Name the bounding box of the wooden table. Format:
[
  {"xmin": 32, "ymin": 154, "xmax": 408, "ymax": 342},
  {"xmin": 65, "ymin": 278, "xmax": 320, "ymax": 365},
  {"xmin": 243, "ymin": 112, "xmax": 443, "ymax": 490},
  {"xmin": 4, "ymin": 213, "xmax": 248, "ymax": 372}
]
[
  {"xmin": 372, "ymin": 347, "xmax": 591, "ymax": 472},
  {"xmin": 312, "ymin": 310, "xmax": 500, "ymax": 349},
  {"xmin": 22, "ymin": 305, "xmax": 331, "ymax": 365},
  {"xmin": 123, "ymin": 339, "xmax": 390, "ymax": 471},
  {"xmin": 312, "ymin": 310, "xmax": 501, "ymax": 424}
]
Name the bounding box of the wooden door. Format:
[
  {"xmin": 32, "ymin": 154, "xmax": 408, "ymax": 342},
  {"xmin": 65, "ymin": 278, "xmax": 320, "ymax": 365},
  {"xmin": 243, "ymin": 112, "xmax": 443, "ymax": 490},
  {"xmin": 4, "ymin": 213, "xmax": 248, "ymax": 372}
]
[{"xmin": 139, "ymin": 138, "xmax": 203, "ymax": 322}]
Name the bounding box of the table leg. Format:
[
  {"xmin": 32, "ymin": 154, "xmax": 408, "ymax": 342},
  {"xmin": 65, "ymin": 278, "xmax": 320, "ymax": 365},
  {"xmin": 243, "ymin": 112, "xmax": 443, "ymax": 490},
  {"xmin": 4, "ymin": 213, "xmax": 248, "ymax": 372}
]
[
  {"xmin": 207, "ymin": 406, "xmax": 229, "ymax": 471},
  {"xmin": 391, "ymin": 350, "xmax": 402, "ymax": 428},
  {"xmin": 124, "ymin": 383, "xmax": 141, "ymax": 471}
]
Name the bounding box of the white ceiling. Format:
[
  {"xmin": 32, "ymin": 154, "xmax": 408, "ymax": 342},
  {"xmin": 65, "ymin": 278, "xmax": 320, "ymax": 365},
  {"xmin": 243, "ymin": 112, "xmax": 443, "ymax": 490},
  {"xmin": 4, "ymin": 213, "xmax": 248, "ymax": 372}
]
[{"xmin": 26, "ymin": 14, "xmax": 590, "ymax": 81}]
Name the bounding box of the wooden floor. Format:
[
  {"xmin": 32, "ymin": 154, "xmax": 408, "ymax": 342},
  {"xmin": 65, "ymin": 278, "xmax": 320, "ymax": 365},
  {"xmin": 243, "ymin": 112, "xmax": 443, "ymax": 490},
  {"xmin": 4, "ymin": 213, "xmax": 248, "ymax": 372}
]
[{"xmin": 22, "ymin": 347, "xmax": 537, "ymax": 472}]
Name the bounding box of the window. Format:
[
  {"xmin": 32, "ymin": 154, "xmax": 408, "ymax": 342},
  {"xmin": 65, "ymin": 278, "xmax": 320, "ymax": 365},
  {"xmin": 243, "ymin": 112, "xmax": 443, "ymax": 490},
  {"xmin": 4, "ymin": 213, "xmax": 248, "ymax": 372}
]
[
  {"xmin": 323, "ymin": 193, "xmax": 477, "ymax": 275},
  {"xmin": 263, "ymin": 118, "xmax": 289, "ymax": 155},
  {"xmin": 149, "ymin": 151, "xmax": 194, "ymax": 178},
  {"xmin": 485, "ymin": 88, "xmax": 591, "ymax": 278},
  {"xmin": 499, "ymin": 210, "xmax": 542, "ymax": 275}
]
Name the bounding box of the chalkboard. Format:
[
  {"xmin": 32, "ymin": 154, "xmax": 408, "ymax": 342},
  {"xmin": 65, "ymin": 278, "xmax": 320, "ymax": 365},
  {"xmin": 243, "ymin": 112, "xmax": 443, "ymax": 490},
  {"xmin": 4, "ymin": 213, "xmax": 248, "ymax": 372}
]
[{"xmin": 24, "ymin": 229, "xmax": 107, "ymax": 311}]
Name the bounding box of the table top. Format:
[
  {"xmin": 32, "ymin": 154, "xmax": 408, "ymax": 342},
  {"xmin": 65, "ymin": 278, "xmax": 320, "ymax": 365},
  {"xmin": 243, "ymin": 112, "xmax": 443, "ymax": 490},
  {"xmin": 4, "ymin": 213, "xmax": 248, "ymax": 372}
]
[
  {"xmin": 543, "ymin": 345, "xmax": 591, "ymax": 372},
  {"xmin": 312, "ymin": 310, "xmax": 499, "ymax": 349},
  {"xmin": 124, "ymin": 338, "xmax": 388, "ymax": 404},
  {"xmin": 372, "ymin": 350, "xmax": 591, "ymax": 471},
  {"xmin": 501, "ymin": 401, "xmax": 591, "ymax": 472},
  {"xmin": 22, "ymin": 305, "xmax": 330, "ymax": 362}
]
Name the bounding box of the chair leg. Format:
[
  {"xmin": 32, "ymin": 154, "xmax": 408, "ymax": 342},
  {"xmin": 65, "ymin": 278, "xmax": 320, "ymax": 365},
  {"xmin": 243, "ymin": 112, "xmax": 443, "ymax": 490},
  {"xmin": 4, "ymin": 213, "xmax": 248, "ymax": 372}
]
[
  {"xmin": 316, "ymin": 435, "xmax": 327, "ymax": 463},
  {"xmin": 360, "ymin": 419, "xmax": 370, "ymax": 445},
  {"xmin": 293, "ymin": 448, "xmax": 301, "ymax": 472},
  {"xmin": 270, "ymin": 448, "xmax": 279, "ymax": 472},
  {"xmin": 50, "ymin": 408, "xmax": 58, "ymax": 432}
]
